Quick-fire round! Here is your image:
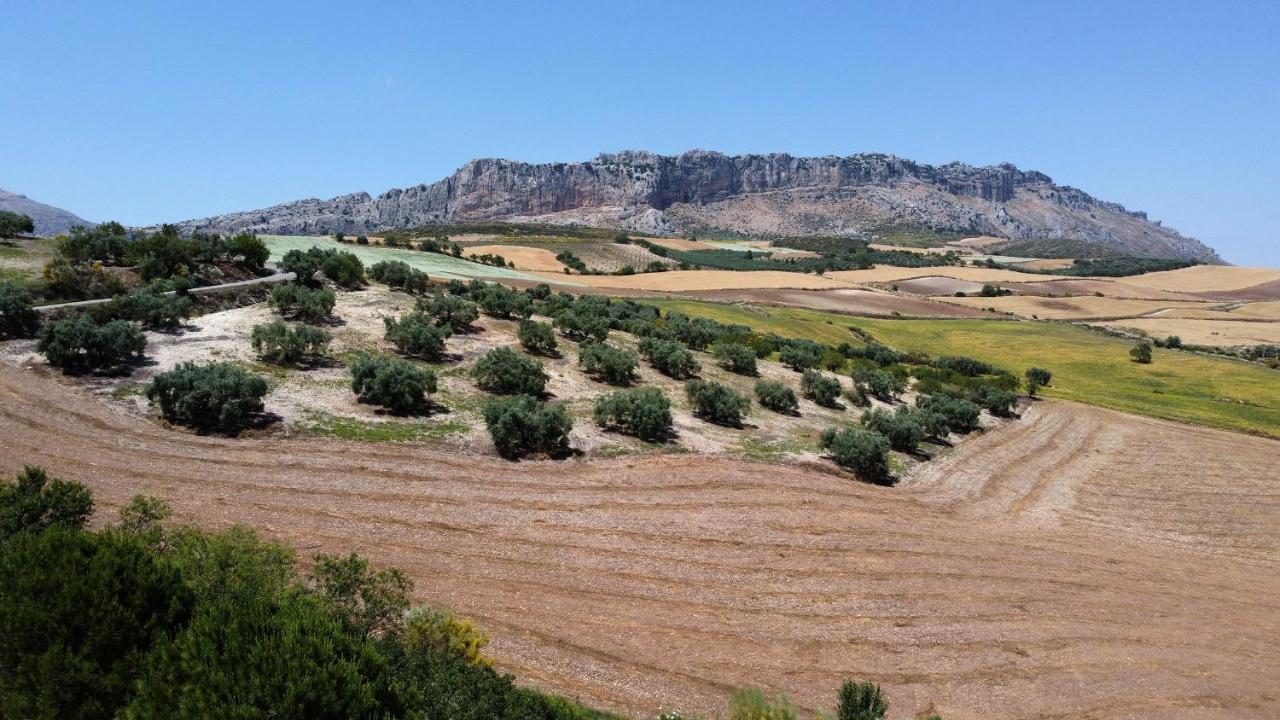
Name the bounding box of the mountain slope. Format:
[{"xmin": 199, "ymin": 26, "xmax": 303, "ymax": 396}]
[
  {"xmin": 175, "ymin": 150, "xmax": 1221, "ymax": 262},
  {"xmin": 0, "ymin": 188, "xmax": 94, "ymax": 236}
]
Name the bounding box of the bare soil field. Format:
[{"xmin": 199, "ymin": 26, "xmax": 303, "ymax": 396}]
[
  {"xmin": 942, "ymin": 295, "xmax": 1220, "ymax": 320},
  {"xmin": 826, "ymin": 266, "xmax": 1051, "ymax": 285},
  {"xmin": 891, "ymin": 276, "xmax": 989, "ymax": 296},
  {"xmin": 465, "ymin": 244, "xmax": 566, "ymax": 272},
  {"xmin": 1226, "ymin": 300, "xmax": 1280, "ymax": 320},
  {"xmin": 1100, "ymin": 317, "xmax": 1280, "ymax": 346},
  {"xmin": 686, "ymin": 287, "xmax": 993, "ymax": 318},
  {"xmin": 1121, "ymin": 265, "xmax": 1280, "ymax": 293},
  {"xmin": 1196, "ymin": 278, "xmax": 1280, "ymax": 302},
  {"xmin": 999, "ymin": 278, "xmax": 1206, "ymax": 301},
  {"xmin": 1, "ymin": 370, "xmax": 1276, "ymax": 720},
  {"xmin": 538, "ymin": 269, "xmax": 857, "ymax": 292}
]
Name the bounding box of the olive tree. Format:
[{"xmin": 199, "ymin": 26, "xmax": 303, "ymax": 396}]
[
  {"xmin": 713, "ymin": 341, "xmax": 757, "ymax": 376},
  {"xmin": 517, "ymin": 319, "xmax": 557, "ymax": 356},
  {"xmin": 472, "ymin": 346, "xmax": 546, "ymax": 396},
  {"xmin": 37, "ymin": 316, "xmax": 145, "ymax": 373},
  {"xmin": 147, "ymin": 361, "xmax": 268, "ymax": 432},
  {"xmin": 685, "ymin": 380, "xmax": 750, "ymax": 427},
  {"xmin": 383, "ymin": 313, "xmax": 451, "ymax": 360},
  {"xmin": 819, "ymin": 427, "xmax": 891, "ymax": 483},
  {"xmin": 593, "ymin": 387, "xmax": 672, "ymax": 441},
  {"xmin": 482, "ymin": 395, "xmax": 572, "ymax": 459},
  {"xmin": 350, "ymin": 354, "xmax": 437, "ymax": 414},
  {"xmin": 755, "ymin": 380, "xmax": 799, "ymax": 415},
  {"xmin": 250, "ymin": 321, "xmax": 331, "ymax": 365},
  {"xmin": 578, "ymin": 341, "xmax": 637, "ymax": 386}
]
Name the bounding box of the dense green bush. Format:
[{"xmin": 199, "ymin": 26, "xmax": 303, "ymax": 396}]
[
  {"xmin": 554, "ymin": 309, "xmax": 610, "ymax": 343},
  {"xmin": 250, "ymin": 321, "xmax": 331, "ymax": 365},
  {"xmin": 369, "ymin": 260, "xmax": 431, "ymax": 294},
  {"xmin": 279, "ymin": 247, "xmax": 332, "ymax": 285},
  {"xmin": 474, "ymin": 284, "xmax": 533, "ymax": 320},
  {"xmin": 1025, "ymin": 367, "xmax": 1052, "ymax": 396},
  {"xmin": 713, "ymin": 341, "xmax": 758, "ymax": 375},
  {"xmin": 973, "ymin": 385, "xmax": 1018, "ymax": 417},
  {"xmin": 837, "ymin": 680, "xmax": 888, "ymax": 720},
  {"xmin": 853, "ymin": 367, "xmax": 903, "ymax": 401},
  {"xmin": 1130, "ymin": 340, "xmax": 1153, "ymax": 364},
  {"xmin": 147, "ymin": 361, "xmax": 268, "ymax": 432},
  {"xmin": 638, "ymin": 337, "xmax": 700, "ymax": 379},
  {"xmin": 779, "ymin": 342, "xmax": 823, "ymax": 371},
  {"xmin": 801, "ymin": 370, "xmax": 842, "ymax": 408},
  {"xmin": 269, "ymin": 283, "xmax": 336, "ymax": 322},
  {"xmin": 37, "ymin": 316, "xmax": 146, "ymax": 372},
  {"xmin": 0, "ymin": 209, "xmax": 35, "ymax": 237},
  {"xmin": 517, "ymin": 319, "xmax": 558, "ymax": 355},
  {"xmin": 755, "ymin": 380, "xmax": 799, "ymax": 415},
  {"xmin": 416, "ymin": 292, "xmax": 479, "ymax": 331},
  {"xmin": 350, "ymin": 354, "xmax": 437, "ymax": 414},
  {"xmin": 860, "ymin": 407, "xmax": 924, "ymax": 452},
  {"xmin": 0, "ymin": 280, "xmax": 39, "ymax": 338},
  {"xmin": 686, "ymin": 380, "xmax": 750, "ymax": 427},
  {"xmin": 384, "ymin": 313, "xmax": 451, "ymax": 360},
  {"xmin": 227, "ymin": 232, "xmax": 270, "ymax": 270},
  {"xmin": 482, "ymin": 395, "xmax": 573, "ymax": 459},
  {"xmin": 92, "ymin": 289, "xmax": 192, "ymax": 329},
  {"xmin": 593, "ymin": 387, "xmax": 672, "ymax": 441},
  {"xmin": 917, "ymin": 394, "xmax": 981, "ymax": 434},
  {"xmin": 819, "ymin": 427, "xmax": 891, "ymax": 483},
  {"xmin": 578, "ymin": 342, "xmax": 637, "ymax": 386},
  {"xmin": 935, "ymin": 355, "xmax": 999, "ymax": 377},
  {"xmin": 0, "ymin": 466, "xmax": 93, "ymax": 541},
  {"xmin": 322, "ymin": 251, "xmax": 365, "ymax": 287},
  {"xmin": 473, "ymin": 347, "xmax": 547, "ymax": 396}
]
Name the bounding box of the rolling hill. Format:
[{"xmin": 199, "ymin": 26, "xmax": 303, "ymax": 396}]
[{"xmin": 0, "ymin": 188, "xmax": 94, "ymax": 236}]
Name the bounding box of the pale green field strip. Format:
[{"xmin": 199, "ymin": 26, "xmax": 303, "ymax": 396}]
[
  {"xmin": 262, "ymin": 235, "xmax": 576, "ymax": 284},
  {"xmin": 647, "ymin": 298, "xmax": 1280, "ymax": 438}
]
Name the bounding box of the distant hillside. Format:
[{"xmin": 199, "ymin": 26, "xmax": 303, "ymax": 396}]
[
  {"xmin": 0, "ymin": 189, "xmax": 93, "ymax": 236},
  {"xmin": 174, "ymin": 150, "xmax": 1222, "ymax": 263}
]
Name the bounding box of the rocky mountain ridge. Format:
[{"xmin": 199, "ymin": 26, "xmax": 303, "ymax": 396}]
[
  {"xmin": 174, "ymin": 150, "xmax": 1221, "ymax": 262},
  {"xmin": 0, "ymin": 189, "xmax": 94, "ymax": 236}
]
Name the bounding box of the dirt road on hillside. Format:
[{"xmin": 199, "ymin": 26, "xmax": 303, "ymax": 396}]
[{"xmin": 1, "ymin": 366, "xmax": 1277, "ymax": 719}]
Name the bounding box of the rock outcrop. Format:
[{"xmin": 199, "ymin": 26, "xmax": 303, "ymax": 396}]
[
  {"xmin": 0, "ymin": 188, "xmax": 95, "ymax": 236},
  {"xmin": 174, "ymin": 150, "xmax": 1221, "ymax": 262}
]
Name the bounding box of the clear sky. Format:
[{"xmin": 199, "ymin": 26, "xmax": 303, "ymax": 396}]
[{"xmin": 3, "ymin": 1, "xmax": 1277, "ymax": 264}]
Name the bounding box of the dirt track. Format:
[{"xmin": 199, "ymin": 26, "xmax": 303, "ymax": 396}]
[{"xmin": 1, "ymin": 367, "xmax": 1278, "ymax": 719}]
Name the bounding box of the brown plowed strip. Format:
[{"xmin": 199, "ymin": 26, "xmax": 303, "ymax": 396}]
[{"xmin": 1, "ymin": 366, "xmax": 1277, "ymax": 720}]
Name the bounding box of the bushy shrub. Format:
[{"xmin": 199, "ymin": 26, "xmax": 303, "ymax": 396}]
[
  {"xmin": 350, "ymin": 354, "xmax": 437, "ymax": 414},
  {"xmin": 973, "ymin": 385, "xmax": 1018, "ymax": 417},
  {"xmin": 402, "ymin": 606, "xmax": 492, "ymax": 669},
  {"xmin": 578, "ymin": 342, "xmax": 637, "ymax": 386},
  {"xmin": 482, "ymin": 395, "xmax": 572, "ymax": 459},
  {"xmin": 250, "ymin": 321, "xmax": 331, "ymax": 365},
  {"xmin": 755, "ymin": 380, "xmax": 799, "ymax": 415},
  {"xmin": 593, "ymin": 387, "xmax": 672, "ymax": 441},
  {"xmin": 416, "ymin": 292, "xmax": 479, "ymax": 331},
  {"xmin": 227, "ymin": 232, "xmax": 269, "ymax": 270},
  {"xmin": 0, "ymin": 209, "xmax": 35, "ymax": 237},
  {"xmin": 278, "ymin": 247, "xmax": 331, "ymax": 285},
  {"xmin": 474, "ymin": 284, "xmax": 532, "ymax": 320},
  {"xmin": 639, "ymin": 337, "xmax": 700, "ymax": 379},
  {"xmin": 1130, "ymin": 340, "xmax": 1153, "ymax": 364},
  {"xmin": 517, "ymin": 319, "xmax": 557, "ymax": 355},
  {"xmin": 147, "ymin": 361, "xmax": 268, "ymax": 432},
  {"xmin": 713, "ymin": 341, "xmax": 758, "ymax": 375},
  {"xmin": 92, "ymin": 289, "xmax": 192, "ymax": 329},
  {"xmin": 686, "ymin": 380, "xmax": 750, "ymax": 427},
  {"xmin": 801, "ymin": 370, "xmax": 842, "ymax": 408},
  {"xmin": 37, "ymin": 316, "xmax": 145, "ymax": 372},
  {"xmin": 861, "ymin": 407, "xmax": 924, "ymax": 452},
  {"xmin": 0, "ymin": 281, "xmax": 39, "ymax": 338},
  {"xmin": 853, "ymin": 366, "xmax": 903, "ymax": 401},
  {"xmin": 472, "ymin": 347, "xmax": 546, "ymax": 396},
  {"xmin": 779, "ymin": 342, "xmax": 823, "ymax": 371},
  {"xmin": 369, "ymin": 260, "xmax": 431, "ymax": 294},
  {"xmin": 269, "ymin": 283, "xmax": 335, "ymax": 323},
  {"xmin": 837, "ymin": 679, "xmax": 888, "ymax": 720},
  {"xmin": 321, "ymin": 251, "xmax": 365, "ymax": 288},
  {"xmin": 819, "ymin": 427, "xmax": 891, "ymax": 483},
  {"xmin": 917, "ymin": 394, "xmax": 981, "ymax": 433},
  {"xmin": 0, "ymin": 467, "xmax": 93, "ymax": 541},
  {"xmin": 554, "ymin": 309, "xmax": 610, "ymax": 343},
  {"xmin": 1025, "ymin": 367, "xmax": 1052, "ymax": 396},
  {"xmin": 383, "ymin": 313, "xmax": 451, "ymax": 360},
  {"xmin": 935, "ymin": 355, "xmax": 997, "ymax": 377}
]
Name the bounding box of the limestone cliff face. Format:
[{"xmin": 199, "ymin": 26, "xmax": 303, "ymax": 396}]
[{"xmin": 175, "ymin": 150, "xmax": 1221, "ymax": 262}]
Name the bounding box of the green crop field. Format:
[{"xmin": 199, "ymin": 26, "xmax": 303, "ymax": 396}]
[
  {"xmin": 647, "ymin": 298, "xmax": 1280, "ymax": 438},
  {"xmin": 262, "ymin": 235, "xmax": 570, "ymax": 283}
]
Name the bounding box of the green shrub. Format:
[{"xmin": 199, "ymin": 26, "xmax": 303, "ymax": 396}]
[
  {"xmin": 350, "ymin": 354, "xmax": 437, "ymax": 414},
  {"xmin": 474, "ymin": 284, "xmax": 533, "ymax": 320},
  {"xmin": 402, "ymin": 606, "xmax": 492, "ymax": 669},
  {"xmin": 482, "ymin": 395, "xmax": 572, "ymax": 459},
  {"xmin": 593, "ymin": 387, "xmax": 672, "ymax": 440},
  {"xmin": 639, "ymin": 337, "xmax": 700, "ymax": 379},
  {"xmin": 728, "ymin": 687, "xmax": 800, "ymax": 720},
  {"xmin": 269, "ymin": 283, "xmax": 335, "ymax": 323},
  {"xmin": 321, "ymin": 251, "xmax": 365, "ymax": 287},
  {"xmin": 974, "ymin": 385, "xmax": 1018, "ymax": 417},
  {"xmin": 1164, "ymin": 335, "xmax": 1183, "ymax": 349},
  {"xmin": 686, "ymin": 380, "xmax": 749, "ymax": 427},
  {"xmin": 1025, "ymin": 367, "xmax": 1052, "ymax": 396},
  {"xmin": 383, "ymin": 313, "xmax": 451, "ymax": 360},
  {"xmin": 37, "ymin": 316, "xmax": 146, "ymax": 373},
  {"xmin": 416, "ymin": 292, "xmax": 479, "ymax": 331},
  {"xmin": 853, "ymin": 367, "xmax": 903, "ymax": 401},
  {"xmin": 278, "ymin": 247, "xmax": 332, "ymax": 285},
  {"xmin": 755, "ymin": 380, "xmax": 799, "ymax": 415},
  {"xmin": 861, "ymin": 407, "xmax": 924, "ymax": 452},
  {"xmin": 147, "ymin": 361, "xmax": 268, "ymax": 432},
  {"xmin": 517, "ymin": 319, "xmax": 558, "ymax": 355},
  {"xmin": 0, "ymin": 209, "xmax": 35, "ymax": 237},
  {"xmin": 554, "ymin": 309, "xmax": 610, "ymax": 343},
  {"xmin": 473, "ymin": 347, "xmax": 547, "ymax": 395},
  {"xmin": 801, "ymin": 370, "xmax": 842, "ymax": 408},
  {"xmin": 0, "ymin": 280, "xmax": 39, "ymax": 338},
  {"xmin": 713, "ymin": 341, "xmax": 758, "ymax": 375},
  {"xmin": 837, "ymin": 679, "xmax": 888, "ymax": 720},
  {"xmin": 369, "ymin": 260, "xmax": 431, "ymax": 294},
  {"xmin": 250, "ymin": 321, "xmax": 331, "ymax": 365},
  {"xmin": 779, "ymin": 342, "xmax": 823, "ymax": 372},
  {"xmin": 227, "ymin": 232, "xmax": 269, "ymax": 270},
  {"xmin": 0, "ymin": 467, "xmax": 93, "ymax": 541},
  {"xmin": 578, "ymin": 342, "xmax": 637, "ymax": 386},
  {"xmin": 917, "ymin": 394, "xmax": 981, "ymax": 433},
  {"xmin": 1130, "ymin": 340, "xmax": 1153, "ymax": 364},
  {"xmin": 92, "ymin": 289, "xmax": 192, "ymax": 329},
  {"xmin": 819, "ymin": 427, "xmax": 891, "ymax": 483}
]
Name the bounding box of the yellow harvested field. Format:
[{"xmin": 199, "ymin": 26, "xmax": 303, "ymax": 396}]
[
  {"xmin": 1014, "ymin": 258, "xmax": 1076, "ymax": 270},
  {"xmin": 464, "ymin": 245, "xmax": 565, "ymax": 272},
  {"xmin": 645, "ymin": 237, "xmax": 719, "ymax": 251},
  {"xmin": 1005, "ymin": 278, "xmax": 1207, "ymax": 301},
  {"xmin": 1227, "ymin": 301, "xmax": 1280, "ymax": 320},
  {"xmin": 534, "ymin": 269, "xmax": 856, "ymax": 291},
  {"xmin": 827, "ymin": 265, "xmax": 1049, "ymax": 284},
  {"xmin": 1101, "ymin": 317, "xmax": 1280, "ymax": 346},
  {"xmin": 942, "ymin": 295, "xmax": 1219, "ymax": 320},
  {"xmin": 1121, "ymin": 265, "xmax": 1280, "ymax": 292}
]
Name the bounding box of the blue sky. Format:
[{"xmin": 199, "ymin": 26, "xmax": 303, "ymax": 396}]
[{"xmin": 3, "ymin": 1, "xmax": 1277, "ymax": 264}]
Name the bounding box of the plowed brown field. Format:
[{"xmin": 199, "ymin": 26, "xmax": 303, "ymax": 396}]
[{"xmin": 1, "ymin": 368, "xmax": 1277, "ymax": 720}]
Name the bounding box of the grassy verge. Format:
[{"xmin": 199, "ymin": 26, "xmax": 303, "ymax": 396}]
[
  {"xmin": 301, "ymin": 413, "xmax": 469, "ymax": 442},
  {"xmin": 647, "ymin": 298, "xmax": 1280, "ymax": 438}
]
